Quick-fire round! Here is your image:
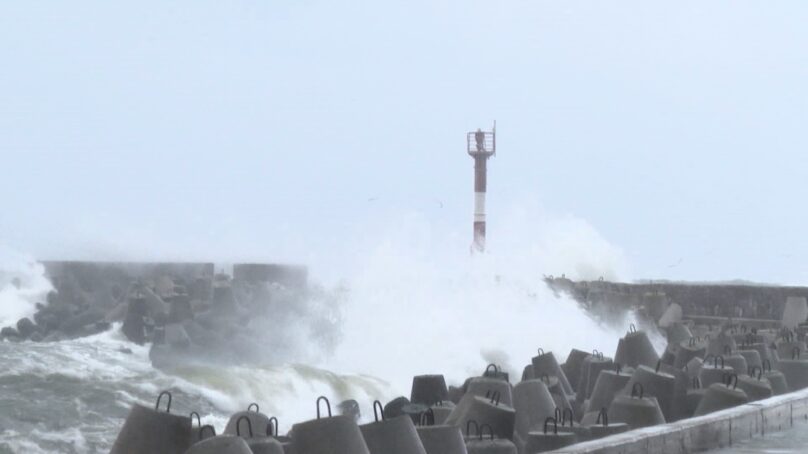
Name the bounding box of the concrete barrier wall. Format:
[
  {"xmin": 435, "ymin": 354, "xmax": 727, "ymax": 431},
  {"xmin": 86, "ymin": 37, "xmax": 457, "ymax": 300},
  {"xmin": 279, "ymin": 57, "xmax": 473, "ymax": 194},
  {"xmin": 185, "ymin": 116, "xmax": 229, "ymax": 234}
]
[
  {"xmin": 232, "ymin": 263, "xmax": 308, "ymax": 288},
  {"xmin": 549, "ymin": 388, "xmax": 808, "ymax": 453}
]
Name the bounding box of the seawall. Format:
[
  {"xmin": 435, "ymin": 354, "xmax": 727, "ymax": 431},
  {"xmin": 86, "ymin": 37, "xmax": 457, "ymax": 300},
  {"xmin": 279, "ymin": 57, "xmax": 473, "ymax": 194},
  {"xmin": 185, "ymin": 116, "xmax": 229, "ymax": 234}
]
[{"xmin": 549, "ymin": 387, "xmax": 808, "ymax": 453}]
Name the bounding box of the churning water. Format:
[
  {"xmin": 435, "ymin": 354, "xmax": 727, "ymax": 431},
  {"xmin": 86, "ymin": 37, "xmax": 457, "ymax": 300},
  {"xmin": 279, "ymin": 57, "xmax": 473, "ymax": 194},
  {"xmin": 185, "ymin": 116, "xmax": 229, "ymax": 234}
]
[{"xmin": 0, "ymin": 212, "xmax": 652, "ymax": 452}]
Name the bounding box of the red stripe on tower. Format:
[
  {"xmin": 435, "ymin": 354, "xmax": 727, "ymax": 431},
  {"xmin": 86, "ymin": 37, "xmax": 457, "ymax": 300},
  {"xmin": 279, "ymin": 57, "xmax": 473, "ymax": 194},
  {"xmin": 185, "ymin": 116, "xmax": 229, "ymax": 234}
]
[{"xmin": 467, "ymin": 123, "xmax": 496, "ymax": 253}]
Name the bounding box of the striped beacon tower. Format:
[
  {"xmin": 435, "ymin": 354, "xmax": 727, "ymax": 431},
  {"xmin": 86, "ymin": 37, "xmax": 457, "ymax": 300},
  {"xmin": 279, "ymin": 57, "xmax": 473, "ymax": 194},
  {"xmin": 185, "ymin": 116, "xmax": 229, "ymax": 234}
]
[{"xmin": 467, "ymin": 122, "xmax": 496, "ymax": 253}]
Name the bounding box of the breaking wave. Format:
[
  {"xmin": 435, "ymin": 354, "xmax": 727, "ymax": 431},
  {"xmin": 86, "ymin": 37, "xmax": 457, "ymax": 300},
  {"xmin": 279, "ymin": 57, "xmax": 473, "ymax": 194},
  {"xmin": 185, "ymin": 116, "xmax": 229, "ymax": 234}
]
[{"xmin": 0, "ymin": 208, "xmax": 650, "ymax": 452}]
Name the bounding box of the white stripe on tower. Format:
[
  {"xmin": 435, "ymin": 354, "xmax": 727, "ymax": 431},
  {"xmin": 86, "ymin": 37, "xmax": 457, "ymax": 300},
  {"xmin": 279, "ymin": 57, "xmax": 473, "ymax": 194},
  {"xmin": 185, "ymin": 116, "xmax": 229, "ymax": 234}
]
[
  {"xmin": 474, "ymin": 192, "xmax": 486, "ymax": 222},
  {"xmin": 473, "ymin": 155, "xmax": 488, "ymax": 252}
]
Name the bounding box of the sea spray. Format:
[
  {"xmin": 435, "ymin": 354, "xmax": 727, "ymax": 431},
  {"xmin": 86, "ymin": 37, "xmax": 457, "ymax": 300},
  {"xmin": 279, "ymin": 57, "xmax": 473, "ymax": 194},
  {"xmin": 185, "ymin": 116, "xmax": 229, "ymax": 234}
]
[
  {"xmin": 0, "ymin": 208, "xmax": 661, "ymax": 450},
  {"xmin": 0, "ymin": 249, "xmax": 51, "ymax": 328},
  {"xmin": 324, "ymin": 209, "xmax": 642, "ymax": 400}
]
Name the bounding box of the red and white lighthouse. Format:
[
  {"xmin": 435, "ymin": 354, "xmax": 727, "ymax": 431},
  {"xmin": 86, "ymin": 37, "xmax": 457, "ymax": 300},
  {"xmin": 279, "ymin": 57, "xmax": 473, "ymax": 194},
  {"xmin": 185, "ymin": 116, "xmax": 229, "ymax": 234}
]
[{"xmin": 467, "ymin": 123, "xmax": 496, "ymax": 253}]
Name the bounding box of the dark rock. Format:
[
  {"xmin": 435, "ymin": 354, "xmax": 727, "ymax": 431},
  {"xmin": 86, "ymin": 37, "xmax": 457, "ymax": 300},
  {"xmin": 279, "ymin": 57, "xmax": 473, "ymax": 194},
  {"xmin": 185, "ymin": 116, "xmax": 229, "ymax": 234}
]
[
  {"xmin": 212, "ymin": 286, "xmax": 237, "ymax": 313},
  {"xmin": 95, "ymin": 321, "xmax": 111, "ymax": 331},
  {"xmin": 168, "ymin": 295, "xmax": 194, "ymax": 323},
  {"xmin": 30, "ymin": 332, "xmax": 44, "ymax": 342},
  {"xmin": 122, "ymin": 314, "xmax": 145, "ymax": 345},
  {"xmin": 1, "ymin": 326, "xmax": 20, "ymax": 338},
  {"xmin": 16, "ymin": 318, "xmax": 36, "ymax": 338},
  {"xmin": 142, "ymin": 287, "xmax": 169, "ymax": 319},
  {"xmin": 43, "ymin": 331, "xmax": 66, "ymax": 342},
  {"xmin": 152, "ymin": 312, "xmax": 168, "ymax": 326},
  {"xmin": 122, "ymin": 298, "xmax": 147, "ymax": 345},
  {"xmin": 119, "ymin": 347, "xmax": 133, "ymax": 354},
  {"xmin": 105, "ymin": 302, "xmax": 128, "ymax": 322},
  {"xmin": 35, "ymin": 311, "xmax": 60, "ymax": 332},
  {"xmin": 75, "ymin": 322, "xmax": 110, "ymax": 338},
  {"xmin": 163, "ymin": 324, "xmax": 191, "ymax": 349},
  {"xmin": 182, "ymin": 320, "xmax": 222, "ymax": 347},
  {"xmin": 58, "ymin": 309, "xmax": 105, "ymax": 335}
]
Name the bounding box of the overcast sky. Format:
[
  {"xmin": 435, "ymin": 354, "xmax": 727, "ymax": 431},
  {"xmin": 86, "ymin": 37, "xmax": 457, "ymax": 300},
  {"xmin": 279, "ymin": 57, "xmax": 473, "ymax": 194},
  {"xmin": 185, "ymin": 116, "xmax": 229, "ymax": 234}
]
[{"xmin": 1, "ymin": 1, "xmax": 807, "ymax": 284}]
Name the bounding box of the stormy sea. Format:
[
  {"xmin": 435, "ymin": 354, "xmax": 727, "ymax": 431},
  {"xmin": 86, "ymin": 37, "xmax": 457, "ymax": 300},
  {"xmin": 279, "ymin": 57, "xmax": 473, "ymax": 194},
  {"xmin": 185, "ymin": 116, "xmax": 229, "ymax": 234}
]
[{"xmin": 0, "ymin": 215, "xmax": 650, "ymax": 453}]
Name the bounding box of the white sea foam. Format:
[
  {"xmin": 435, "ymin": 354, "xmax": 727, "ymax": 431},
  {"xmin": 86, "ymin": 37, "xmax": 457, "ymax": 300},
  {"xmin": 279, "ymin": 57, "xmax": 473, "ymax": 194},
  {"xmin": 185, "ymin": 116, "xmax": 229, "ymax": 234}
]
[
  {"xmin": 0, "ymin": 206, "xmax": 656, "ymax": 445},
  {"xmin": 0, "ymin": 249, "xmax": 51, "ymax": 328}
]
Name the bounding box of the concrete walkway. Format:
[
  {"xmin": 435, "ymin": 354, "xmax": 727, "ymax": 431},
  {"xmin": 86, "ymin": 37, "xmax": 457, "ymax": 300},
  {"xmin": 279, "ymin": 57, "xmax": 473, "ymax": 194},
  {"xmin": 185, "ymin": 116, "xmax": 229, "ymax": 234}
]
[{"xmin": 549, "ymin": 388, "xmax": 808, "ymax": 453}]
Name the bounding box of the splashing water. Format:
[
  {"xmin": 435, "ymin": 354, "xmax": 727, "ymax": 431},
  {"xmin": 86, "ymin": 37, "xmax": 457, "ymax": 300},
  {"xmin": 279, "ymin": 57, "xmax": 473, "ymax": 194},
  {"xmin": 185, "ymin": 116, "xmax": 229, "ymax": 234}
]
[
  {"xmin": 324, "ymin": 210, "xmax": 639, "ymax": 397},
  {"xmin": 0, "ymin": 208, "xmax": 656, "ymax": 451},
  {"xmin": 0, "ymin": 249, "xmax": 52, "ymax": 328}
]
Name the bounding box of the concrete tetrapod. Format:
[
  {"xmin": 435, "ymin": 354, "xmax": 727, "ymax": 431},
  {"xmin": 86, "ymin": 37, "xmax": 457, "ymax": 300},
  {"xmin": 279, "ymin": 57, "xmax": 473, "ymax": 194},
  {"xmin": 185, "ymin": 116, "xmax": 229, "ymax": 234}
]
[
  {"xmin": 291, "ymin": 396, "xmax": 370, "ymax": 454},
  {"xmin": 110, "ymin": 391, "xmax": 192, "ymax": 454},
  {"xmin": 742, "ymin": 341, "xmax": 773, "ymax": 366},
  {"xmin": 189, "ymin": 412, "xmax": 204, "ymax": 443},
  {"xmin": 225, "ymin": 403, "xmax": 272, "ymax": 437},
  {"xmin": 576, "ymin": 351, "xmax": 614, "ymax": 401},
  {"xmin": 722, "ymin": 345, "xmax": 749, "ymax": 374},
  {"xmin": 430, "ymin": 400, "xmax": 456, "ymax": 425},
  {"xmin": 464, "ymin": 423, "xmax": 517, "ymax": 454},
  {"xmin": 666, "ymin": 322, "xmax": 693, "ymax": 347},
  {"xmin": 729, "ymin": 327, "xmax": 751, "ymax": 345},
  {"xmin": 581, "ymin": 408, "xmax": 629, "ymax": 441},
  {"xmin": 466, "ymin": 377, "xmax": 514, "ymax": 407},
  {"xmin": 775, "ymin": 347, "xmax": 808, "ymax": 391},
  {"xmin": 483, "ymin": 364, "xmax": 510, "ymax": 382},
  {"xmin": 522, "ymin": 417, "xmax": 577, "ymax": 454},
  {"xmin": 693, "ymin": 374, "xmax": 749, "ymax": 416},
  {"xmin": 622, "ymin": 363, "xmax": 676, "ymax": 423},
  {"xmin": 185, "ymin": 436, "xmax": 253, "ymax": 454},
  {"xmin": 762, "ymin": 359, "xmax": 789, "ymax": 395},
  {"xmin": 607, "ymin": 383, "xmax": 666, "ymax": 430},
  {"xmin": 265, "ymin": 416, "xmax": 294, "ymax": 452},
  {"xmin": 660, "ymin": 343, "xmax": 678, "ymax": 367},
  {"xmin": 542, "ymin": 375, "xmax": 573, "ymax": 417},
  {"xmin": 532, "ymin": 350, "xmax": 574, "ymax": 397},
  {"xmin": 614, "ymin": 324, "xmax": 659, "ymax": 369},
  {"xmin": 699, "ymin": 355, "xmax": 731, "ymax": 388},
  {"xmin": 690, "ymin": 324, "xmax": 712, "ymax": 339},
  {"xmin": 737, "ymin": 348, "xmax": 763, "ymax": 371},
  {"xmin": 416, "ymin": 424, "xmax": 468, "ymax": 454},
  {"xmin": 775, "ymin": 333, "xmax": 807, "ymax": 360},
  {"xmin": 338, "ymin": 399, "xmax": 361, "ymax": 422},
  {"xmin": 656, "ymin": 362, "xmax": 689, "ymax": 421},
  {"xmin": 401, "ymin": 402, "xmax": 431, "ymax": 425},
  {"xmin": 443, "ymin": 392, "xmax": 516, "ymax": 441},
  {"xmin": 385, "ymin": 397, "xmax": 413, "ymax": 419},
  {"xmin": 584, "ymin": 364, "xmax": 633, "ymax": 415},
  {"xmin": 232, "ymin": 415, "xmax": 285, "ymax": 454},
  {"xmin": 557, "ymin": 407, "xmax": 589, "ymax": 441},
  {"xmin": 706, "ymin": 333, "xmax": 737, "ymax": 357},
  {"xmin": 684, "ymin": 377, "xmax": 707, "ymax": 418},
  {"xmin": 674, "ymin": 337, "xmax": 707, "ymax": 369},
  {"xmin": 194, "ymin": 424, "xmax": 217, "ymax": 444},
  {"xmin": 360, "ymin": 401, "xmax": 428, "ymax": 454},
  {"xmin": 561, "ymin": 349, "xmax": 592, "ymax": 394},
  {"xmin": 684, "ymin": 356, "xmax": 704, "ymax": 380},
  {"xmin": 521, "ymin": 364, "xmax": 535, "ymax": 382},
  {"xmin": 512, "ymin": 379, "xmax": 557, "ymax": 446},
  {"xmin": 736, "ymin": 366, "xmax": 774, "ymax": 401},
  {"xmin": 411, "ymin": 375, "xmax": 449, "ymax": 406}
]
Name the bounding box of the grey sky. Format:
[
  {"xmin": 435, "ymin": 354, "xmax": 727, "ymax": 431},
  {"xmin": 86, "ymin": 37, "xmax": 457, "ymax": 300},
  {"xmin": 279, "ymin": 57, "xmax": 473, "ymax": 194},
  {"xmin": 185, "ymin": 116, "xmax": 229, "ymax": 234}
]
[{"xmin": 1, "ymin": 1, "xmax": 807, "ymax": 283}]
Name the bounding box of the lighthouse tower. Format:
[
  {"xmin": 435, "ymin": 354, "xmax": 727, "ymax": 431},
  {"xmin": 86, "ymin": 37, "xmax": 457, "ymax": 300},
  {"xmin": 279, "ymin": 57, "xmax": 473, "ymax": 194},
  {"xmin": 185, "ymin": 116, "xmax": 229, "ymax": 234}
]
[{"xmin": 467, "ymin": 123, "xmax": 496, "ymax": 253}]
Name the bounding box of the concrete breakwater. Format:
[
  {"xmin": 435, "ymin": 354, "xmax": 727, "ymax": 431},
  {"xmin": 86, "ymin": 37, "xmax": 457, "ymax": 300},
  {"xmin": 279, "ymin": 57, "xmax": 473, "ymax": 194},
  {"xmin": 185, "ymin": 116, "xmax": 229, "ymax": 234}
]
[
  {"xmin": 0, "ymin": 261, "xmax": 313, "ymax": 365},
  {"xmin": 546, "ymin": 277, "xmax": 807, "ymax": 326},
  {"xmin": 108, "ymin": 316, "xmax": 808, "ymax": 454},
  {"xmin": 548, "ymin": 387, "xmax": 808, "ymax": 453}
]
